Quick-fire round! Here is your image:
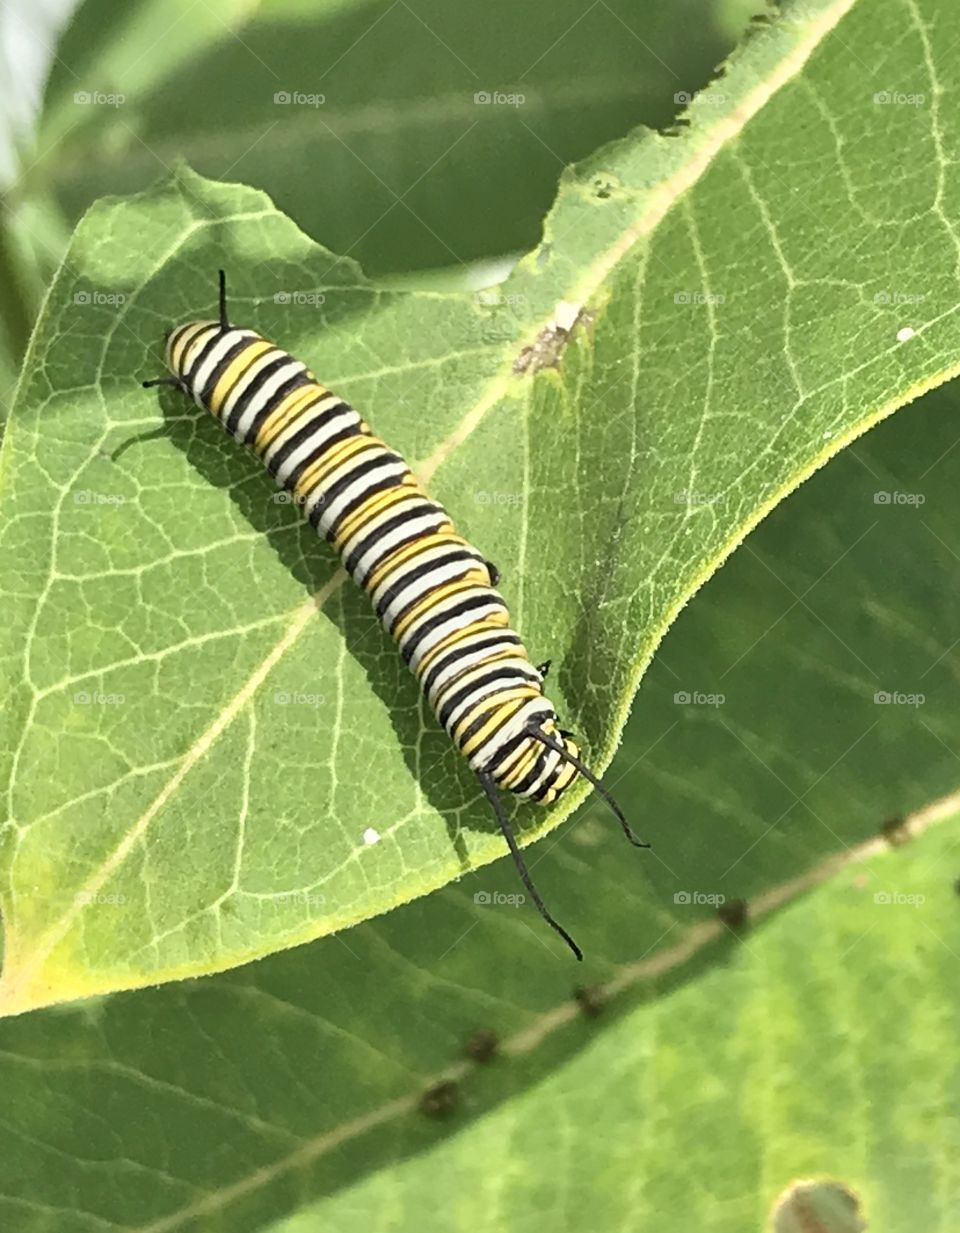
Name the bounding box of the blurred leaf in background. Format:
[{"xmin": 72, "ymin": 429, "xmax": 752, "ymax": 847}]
[
  {"xmin": 0, "ymin": 0, "xmax": 76, "ymax": 377},
  {"xmin": 0, "ymin": 0, "xmax": 760, "ymax": 379}
]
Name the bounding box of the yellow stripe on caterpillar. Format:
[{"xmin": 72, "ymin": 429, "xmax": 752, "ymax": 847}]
[
  {"xmin": 253, "ymin": 383, "xmax": 330, "ymax": 453},
  {"xmin": 206, "ymin": 338, "xmax": 275, "ymax": 416},
  {"xmin": 292, "ymin": 433, "xmax": 385, "ymax": 501},
  {"xmin": 332, "ymin": 482, "xmax": 440, "ymax": 553}
]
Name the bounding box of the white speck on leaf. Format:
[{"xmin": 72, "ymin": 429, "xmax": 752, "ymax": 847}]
[{"xmin": 553, "ymin": 300, "xmax": 581, "ymax": 332}]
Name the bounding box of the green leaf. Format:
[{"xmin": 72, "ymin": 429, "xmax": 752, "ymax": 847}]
[
  {"xmin": 3, "ymin": 0, "xmax": 960, "ymax": 1013},
  {"xmin": 598, "ymin": 377, "xmax": 960, "ymax": 928},
  {"xmin": 0, "ymin": 745, "xmax": 954, "ymax": 1229},
  {"xmin": 2, "ymin": 194, "xmax": 960, "ymax": 1232},
  {"xmin": 26, "ymin": 0, "xmax": 758, "ymax": 277}
]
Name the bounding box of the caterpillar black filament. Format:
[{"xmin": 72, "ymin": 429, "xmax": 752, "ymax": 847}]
[{"xmin": 143, "ymin": 271, "xmax": 649, "ymax": 959}]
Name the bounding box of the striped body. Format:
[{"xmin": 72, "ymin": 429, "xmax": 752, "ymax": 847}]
[{"xmin": 163, "ymin": 319, "xmax": 580, "ymax": 804}]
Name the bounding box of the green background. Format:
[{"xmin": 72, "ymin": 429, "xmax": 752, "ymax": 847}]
[{"xmin": 1, "ymin": 1, "xmax": 958, "ymax": 1230}]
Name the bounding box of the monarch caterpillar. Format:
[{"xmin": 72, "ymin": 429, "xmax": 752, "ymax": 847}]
[{"xmin": 143, "ymin": 271, "xmax": 649, "ymax": 959}]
